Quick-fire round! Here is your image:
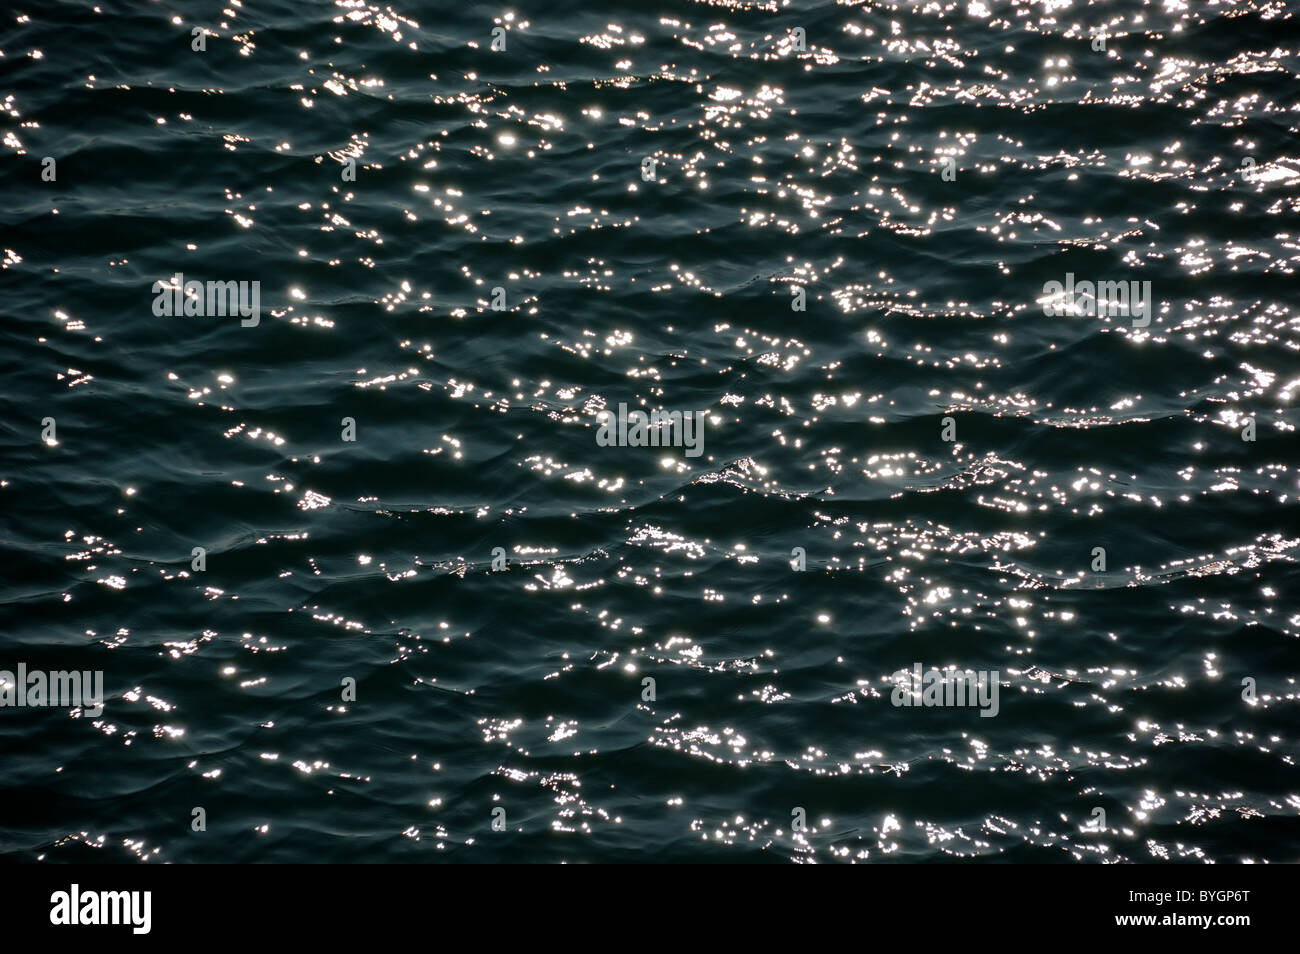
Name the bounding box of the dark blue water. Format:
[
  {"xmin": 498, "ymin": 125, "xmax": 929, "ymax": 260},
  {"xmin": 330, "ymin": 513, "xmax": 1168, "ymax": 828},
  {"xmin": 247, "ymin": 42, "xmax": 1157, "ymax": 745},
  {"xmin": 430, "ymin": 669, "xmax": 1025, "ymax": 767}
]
[{"xmin": 2, "ymin": 0, "xmax": 1298, "ymax": 863}]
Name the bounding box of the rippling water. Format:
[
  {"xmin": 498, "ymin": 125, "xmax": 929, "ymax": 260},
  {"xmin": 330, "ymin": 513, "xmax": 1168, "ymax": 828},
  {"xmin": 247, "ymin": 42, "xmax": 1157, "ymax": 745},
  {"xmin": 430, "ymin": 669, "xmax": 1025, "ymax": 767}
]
[{"xmin": 2, "ymin": 0, "xmax": 1298, "ymax": 863}]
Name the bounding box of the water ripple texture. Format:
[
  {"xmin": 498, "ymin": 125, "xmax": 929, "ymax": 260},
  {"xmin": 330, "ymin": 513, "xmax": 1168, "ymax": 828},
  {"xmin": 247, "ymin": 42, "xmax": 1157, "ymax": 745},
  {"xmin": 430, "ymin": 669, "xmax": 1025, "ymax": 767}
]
[{"xmin": 1, "ymin": 0, "xmax": 1298, "ymax": 863}]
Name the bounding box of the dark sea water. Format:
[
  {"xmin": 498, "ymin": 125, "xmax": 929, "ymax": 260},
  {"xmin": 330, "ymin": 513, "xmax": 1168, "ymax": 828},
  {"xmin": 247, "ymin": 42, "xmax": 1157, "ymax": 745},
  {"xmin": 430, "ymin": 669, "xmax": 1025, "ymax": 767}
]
[{"xmin": 1, "ymin": 0, "xmax": 1298, "ymax": 864}]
